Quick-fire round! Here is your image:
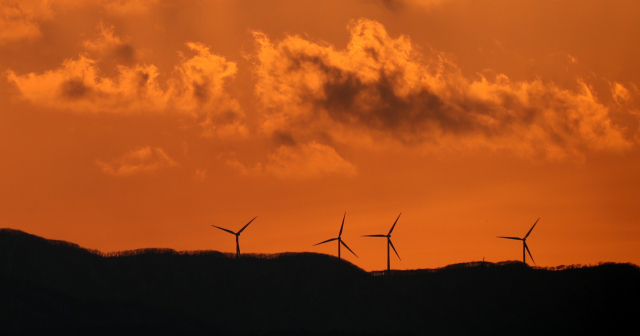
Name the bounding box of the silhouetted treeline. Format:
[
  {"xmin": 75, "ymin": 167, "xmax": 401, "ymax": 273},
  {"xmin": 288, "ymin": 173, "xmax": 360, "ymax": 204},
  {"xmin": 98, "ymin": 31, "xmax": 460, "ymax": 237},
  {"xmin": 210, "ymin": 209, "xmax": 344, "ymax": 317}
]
[{"xmin": 1, "ymin": 228, "xmax": 638, "ymax": 335}]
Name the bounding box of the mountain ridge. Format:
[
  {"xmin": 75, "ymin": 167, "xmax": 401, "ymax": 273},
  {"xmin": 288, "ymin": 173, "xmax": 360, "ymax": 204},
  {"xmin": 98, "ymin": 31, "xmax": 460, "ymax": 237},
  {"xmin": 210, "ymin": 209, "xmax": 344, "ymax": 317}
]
[{"xmin": 1, "ymin": 228, "xmax": 638, "ymax": 335}]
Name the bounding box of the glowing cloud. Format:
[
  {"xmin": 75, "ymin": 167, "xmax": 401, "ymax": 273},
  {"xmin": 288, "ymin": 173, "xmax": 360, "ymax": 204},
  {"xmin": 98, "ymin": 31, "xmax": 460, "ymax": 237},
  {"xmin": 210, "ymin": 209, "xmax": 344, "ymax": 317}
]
[
  {"xmin": 83, "ymin": 24, "xmax": 136, "ymax": 65},
  {"xmin": 7, "ymin": 55, "xmax": 166, "ymax": 113},
  {"xmin": 611, "ymin": 82, "xmax": 631, "ymax": 105},
  {"xmin": 96, "ymin": 146, "xmax": 178, "ymax": 176},
  {"xmin": 252, "ymin": 19, "xmax": 630, "ymax": 159},
  {"xmin": 173, "ymin": 42, "xmax": 247, "ymax": 138},
  {"xmin": 7, "ymin": 31, "xmax": 247, "ymax": 137}
]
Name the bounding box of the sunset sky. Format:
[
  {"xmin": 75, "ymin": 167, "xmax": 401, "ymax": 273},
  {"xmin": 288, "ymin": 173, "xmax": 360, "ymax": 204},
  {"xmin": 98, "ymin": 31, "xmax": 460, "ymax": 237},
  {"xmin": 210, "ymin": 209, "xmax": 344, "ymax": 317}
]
[{"xmin": 1, "ymin": 0, "xmax": 639, "ymax": 271}]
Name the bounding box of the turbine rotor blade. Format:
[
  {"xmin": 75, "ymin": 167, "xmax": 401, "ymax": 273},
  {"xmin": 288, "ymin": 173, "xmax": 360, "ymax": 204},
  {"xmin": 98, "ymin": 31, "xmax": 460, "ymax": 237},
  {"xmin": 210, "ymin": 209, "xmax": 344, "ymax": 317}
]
[
  {"xmin": 212, "ymin": 226, "xmax": 237, "ymax": 235},
  {"xmin": 313, "ymin": 237, "xmax": 338, "ymax": 246},
  {"xmin": 340, "ymin": 240, "xmax": 358, "ymax": 258},
  {"xmin": 525, "ymin": 217, "xmax": 540, "ymax": 239},
  {"xmin": 497, "ymin": 236, "xmax": 523, "ymax": 240},
  {"xmin": 388, "ymin": 212, "xmax": 402, "ymax": 235},
  {"xmin": 525, "ymin": 242, "xmax": 535, "ymax": 265},
  {"xmin": 238, "ymin": 216, "xmax": 257, "ymax": 234},
  {"xmin": 362, "ymin": 234, "xmax": 387, "ymax": 237},
  {"xmin": 389, "ymin": 239, "xmax": 401, "ymax": 261},
  {"xmin": 339, "ymin": 213, "xmax": 346, "ymax": 237}
]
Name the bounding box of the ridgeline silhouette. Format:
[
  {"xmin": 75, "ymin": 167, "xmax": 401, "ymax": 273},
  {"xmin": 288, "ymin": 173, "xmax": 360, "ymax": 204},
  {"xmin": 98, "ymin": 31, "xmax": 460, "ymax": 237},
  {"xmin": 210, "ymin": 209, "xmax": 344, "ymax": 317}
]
[{"xmin": 1, "ymin": 228, "xmax": 638, "ymax": 335}]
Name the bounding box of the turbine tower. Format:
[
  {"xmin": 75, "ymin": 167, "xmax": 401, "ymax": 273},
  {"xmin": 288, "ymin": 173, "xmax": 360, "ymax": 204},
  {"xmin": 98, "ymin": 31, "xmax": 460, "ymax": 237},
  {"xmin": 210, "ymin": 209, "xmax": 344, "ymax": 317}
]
[
  {"xmin": 212, "ymin": 216, "xmax": 257, "ymax": 258},
  {"xmin": 313, "ymin": 213, "xmax": 358, "ymax": 259},
  {"xmin": 497, "ymin": 218, "xmax": 539, "ymax": 264},
  {"xmin": 363, "ymin": 213, "xmax": 402, "ymax": 275}
]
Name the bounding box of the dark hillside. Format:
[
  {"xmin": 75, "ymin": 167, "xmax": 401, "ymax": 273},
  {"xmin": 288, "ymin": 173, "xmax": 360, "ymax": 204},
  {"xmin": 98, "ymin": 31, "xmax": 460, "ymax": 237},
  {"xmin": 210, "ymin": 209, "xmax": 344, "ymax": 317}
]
[{"xmin": 1, "ymin": 228, "xmax": 638, "ymax": 335}]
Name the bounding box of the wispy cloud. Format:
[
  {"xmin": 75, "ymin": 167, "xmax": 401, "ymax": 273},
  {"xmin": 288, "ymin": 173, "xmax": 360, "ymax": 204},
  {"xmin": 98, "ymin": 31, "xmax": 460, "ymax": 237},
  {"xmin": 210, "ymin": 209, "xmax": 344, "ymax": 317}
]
[
  {"xmin": 265, "ymin": 142, "xmax": 357, "ymax": 178},
  {"xmin": 83, "ymin": 24, "xmax": 137, "ymax": 66},
  {"xmin": 96, "ymin": 146, "xmax": 178, "ymax": 176},
  {"xmin": 102, "ymin": 0, "xmax": 158, "ymax": 16},
  {"xmin": 611, "ymin": 82, "xmax": 631, "ymax": 105},
  {"xmin": 226, "ymin": 142, "xmax": 357, "ymax": 179},
  {"xmin": 193, "ymin": 168, "xmax": 207, "ymax": 182},
  {"xmin": 0, "ymin": 0, "xmax": 53, "ymax": 43}
]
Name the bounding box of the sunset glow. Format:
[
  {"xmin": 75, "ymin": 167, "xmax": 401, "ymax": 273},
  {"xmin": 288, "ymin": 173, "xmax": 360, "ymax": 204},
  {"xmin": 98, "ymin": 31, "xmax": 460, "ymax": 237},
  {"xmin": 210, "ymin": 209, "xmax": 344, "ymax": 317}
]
[{"xmin": 2, "ymin": 0, "xmax": 639, "ymax": 271}]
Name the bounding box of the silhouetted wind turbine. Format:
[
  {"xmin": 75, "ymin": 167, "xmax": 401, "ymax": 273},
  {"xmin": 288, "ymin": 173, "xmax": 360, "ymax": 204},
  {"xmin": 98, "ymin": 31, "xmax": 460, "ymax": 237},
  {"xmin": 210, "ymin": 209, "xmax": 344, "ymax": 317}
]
[
  {"xmin": 313, "ymin": 213, "xmax": 358, "ymax": 259},
  {"xmin": 363, "ymin": 213, "xmax": 402, "ymax": 275},
  {"xmin": 212, "ymin": 216, "xmax": 257, "ymax": 258},
  {"xmin": 497, "ymin": 218, "xmax": 539, "ymax": 264}
]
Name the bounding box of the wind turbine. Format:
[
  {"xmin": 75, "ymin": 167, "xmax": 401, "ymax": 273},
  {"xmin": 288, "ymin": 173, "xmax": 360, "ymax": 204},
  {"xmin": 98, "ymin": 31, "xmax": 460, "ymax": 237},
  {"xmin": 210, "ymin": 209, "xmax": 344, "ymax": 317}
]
[
  {"xmin": 313, "ymin": 213, "xmax": 358, "ymax": 259},
  {"xmin": 212, "ymin": 216, "xmax": 257, "ymax": 258},
  {"xmin": 363, "ymin": 213, "xmax": 402, "ymax": 275},
  {"xmin": 497, "ymin": 218, "xmax": 539, "ymax": 264}
]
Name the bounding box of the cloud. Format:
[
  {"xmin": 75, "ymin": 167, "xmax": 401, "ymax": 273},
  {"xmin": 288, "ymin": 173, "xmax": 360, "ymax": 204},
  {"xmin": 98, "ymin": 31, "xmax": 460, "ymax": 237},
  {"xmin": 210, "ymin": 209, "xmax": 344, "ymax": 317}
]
[
  {"xmin": 224, "ymin": 157, "xmax": 263, "ymax": 176},
  {"xmin": 102, "ymin": 0, "xmax": 158, "ymax": 15},
  {"xmin": 7, "ymin": 31, "xmax": 247, "ymax": 138},
  {"xmin": 375, "ymin": 0, "xmax": 445, "ymax": 11},
  {"xmin": 96, "ymin": 146, "xmax": 178, "ymax": 176},
  {"xmin": 0, "ymin": 0, "xmax": 157, "ymax": 44},
  {"xmin": 611, "ymin": 82, "xmax": 631, "ymax": 105},
  {"xmin": 226, "ymin": 142, "xmax": 356, "ymax": 179},
  {"xmin": 7, "ymin": 54, "xmax": 167, "ymax": 112},
  {"xmin": 252, "ymin": 18, "xmax": 631, "ymax": 159},
  {"xmin": 83, "ymin": 24, "xmax": 136, "ymax": 65},
  {"xmin": 173, "ymin": 42, "xmax": 247, "ymax": 138},
  {"xmin": 193, "ymin": 169, "xmax": 207, "ymax": 182},
  {"xmin": 366, "ymin": 0, "xmax": 446, "ymax": 12},
  {"xmin": 7, "ymin": 27, "xmax": 164, "ymax": 111},
  {"xmin": 265, "ymin": 142, "xmax": 357, "ymax": 178},
  {"xmin": 0, "ymin": 0, "xmax": 53, "ymax": 43}
]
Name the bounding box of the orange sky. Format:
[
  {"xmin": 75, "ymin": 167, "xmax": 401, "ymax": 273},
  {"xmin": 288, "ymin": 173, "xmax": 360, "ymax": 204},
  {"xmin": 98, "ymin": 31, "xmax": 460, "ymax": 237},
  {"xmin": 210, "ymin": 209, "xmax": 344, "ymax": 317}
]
[{"xmin": 1, "ymin": 0, "xmax": 639, "ymax": 271}]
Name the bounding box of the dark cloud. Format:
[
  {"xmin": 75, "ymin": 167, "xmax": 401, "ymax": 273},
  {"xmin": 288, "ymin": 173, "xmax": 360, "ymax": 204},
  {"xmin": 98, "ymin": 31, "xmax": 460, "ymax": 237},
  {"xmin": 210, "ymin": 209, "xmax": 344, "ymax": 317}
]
[
  {"xmin": 60, "ymin": 78, "xmax": 91, "ymax": 100},
  {"xmin": 112, "ymin": 43, "xmax": 136, "ymax": 66},
  {"xmin": 380, "ymin": 0, "xmax": 406, "ymax": 12},
  {"xmin": 276, "ymin": 49, "xmax": 514, "ymax": 143},
  {"xmin": 136, "ymin": 71, "xmax": 150, "ymax": 90},
  {"xmin": 321, "ymin": 70, "xmax": 448, "ymax": 137},
  {"xmin": 192, "ymin": 78, "xmax": 211, "ymax": 105},
  {"xmin": 214, "ymin": 110, "xmax": 241, "ymax": 125},
  {"xmin": 272, "ymin": 130, "xmax": 297, "ymax": 147},
  {"xmin": 362, "ymin": 0, "xmax": 406, "ymax": 12}
]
